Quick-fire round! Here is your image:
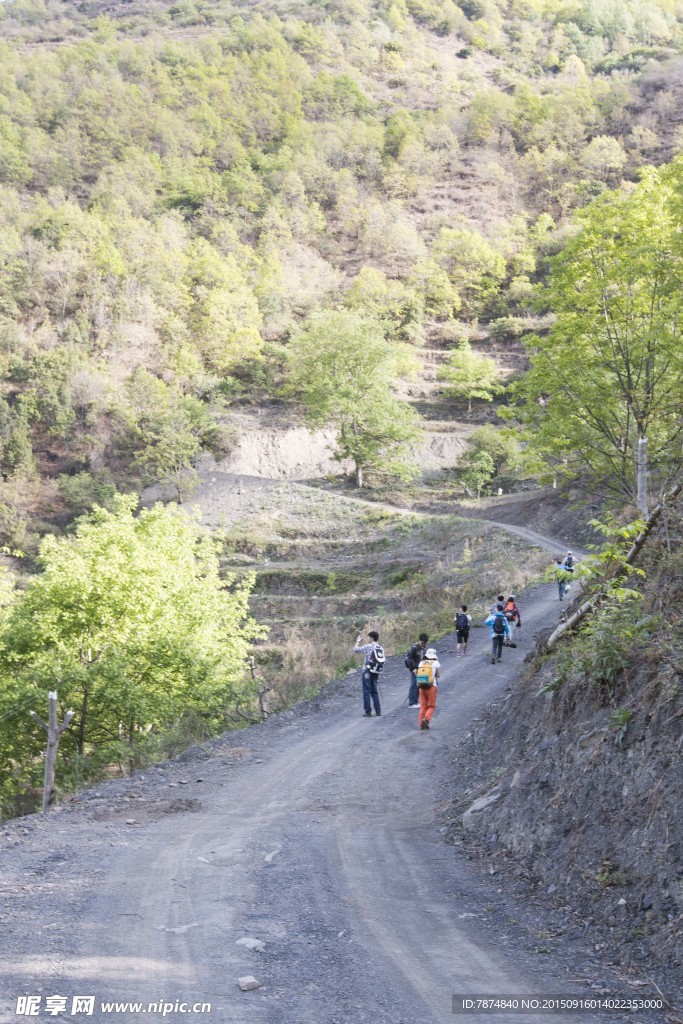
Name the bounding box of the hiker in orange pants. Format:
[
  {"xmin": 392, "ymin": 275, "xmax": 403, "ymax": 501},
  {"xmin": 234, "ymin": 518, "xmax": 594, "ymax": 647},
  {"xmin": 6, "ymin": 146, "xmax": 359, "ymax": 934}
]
[{"xmin": 416, "ymin": 648, "xmax": 440, "ymax": 730}]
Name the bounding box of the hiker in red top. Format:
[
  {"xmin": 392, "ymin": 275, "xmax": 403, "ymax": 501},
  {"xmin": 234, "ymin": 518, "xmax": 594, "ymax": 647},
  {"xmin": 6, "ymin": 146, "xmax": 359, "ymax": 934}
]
[
  {"xmin": 501, "ymin": 593, "xmax": 524, "ymax": 647},
  {"xmin": 503, "ymin": 595, "xmax": 521, "ymax": 637}
]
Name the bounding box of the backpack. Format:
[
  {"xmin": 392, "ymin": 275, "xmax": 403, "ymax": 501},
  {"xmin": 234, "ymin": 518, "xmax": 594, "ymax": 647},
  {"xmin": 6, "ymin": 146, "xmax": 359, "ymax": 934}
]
[
  {"xmin": 565, "ymin": 555, "xmax": 575, "ymax": 571},
  {"xmin": 367, "ymin": 644, "xmax": 385, "ymax": 675},
  {"xmin": 492, "ymin": 614, "xmax": 506, "ymax": 635},
  {"xmin": 415, "ymin": 659, "xmax": 436, "ymax": 688},
  {"xmin": 504, "ymin": 600, "xmax": 516, "ymax": 621},
  {"xmin": 455, "ymin": 612, "xmax": 469, "ymax": 631},
  {"xmin": 404, "ymin": 643, "xmax": 420, "ymax": 670}
]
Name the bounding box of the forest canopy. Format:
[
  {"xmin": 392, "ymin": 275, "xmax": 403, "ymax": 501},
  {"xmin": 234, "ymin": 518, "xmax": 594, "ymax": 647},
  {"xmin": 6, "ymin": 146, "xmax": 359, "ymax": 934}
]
[
  {"xmin": 517, "ymin": 161, "xmax": 683, "ymax": 505},
  {"xmin": 1, "ymin": 0, "xmax": 682, "ymax": 540}
]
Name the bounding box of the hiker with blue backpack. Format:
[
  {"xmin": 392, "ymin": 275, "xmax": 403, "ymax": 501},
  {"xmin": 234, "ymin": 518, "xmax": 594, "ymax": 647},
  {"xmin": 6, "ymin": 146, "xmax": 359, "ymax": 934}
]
[
  {"xmin": 554, "ymin": 558, "xmax": 572, "ymax": 601},
  {"xmin": 415, "ymin": 648, "xmax": 440, "ymax": 730},
  {"xmin": 485, "ymin": 604, "xmax": 510, "ymax": 664},
  {"xmin": 354, "ymin": 630, "xmax": 385, "ymax": 717}
]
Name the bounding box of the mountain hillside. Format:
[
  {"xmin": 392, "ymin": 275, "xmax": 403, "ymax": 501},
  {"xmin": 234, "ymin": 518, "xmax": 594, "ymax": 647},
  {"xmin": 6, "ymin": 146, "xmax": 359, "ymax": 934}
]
[
  {"xmin": 0, "ymin": 4, "xmax": 681, "ymax": 1010},
  {"xmin": 1, "ymin": 0, "xmax": 683, "ymax": 545}
]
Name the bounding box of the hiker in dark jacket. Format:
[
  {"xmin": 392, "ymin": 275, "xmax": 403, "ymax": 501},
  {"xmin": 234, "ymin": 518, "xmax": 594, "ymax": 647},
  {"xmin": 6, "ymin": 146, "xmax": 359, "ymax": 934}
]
[
  {"xmin": 405, "ymin": 633, "xmax": 428, "ymax": 708},
  {"xmin": 454, "ymin": 606, "xmax": 472, "ymax": 656}
]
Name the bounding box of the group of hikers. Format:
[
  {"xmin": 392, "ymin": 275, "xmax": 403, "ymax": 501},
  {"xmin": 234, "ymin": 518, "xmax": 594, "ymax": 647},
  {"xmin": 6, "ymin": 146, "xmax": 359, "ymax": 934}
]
[
  {"xmin": 352, "ymin": 592, "xmax": 524, "ymax": 730},
  {"xmin": 353, "ymin": 549, "xmax": 578, "ymax": 728}
]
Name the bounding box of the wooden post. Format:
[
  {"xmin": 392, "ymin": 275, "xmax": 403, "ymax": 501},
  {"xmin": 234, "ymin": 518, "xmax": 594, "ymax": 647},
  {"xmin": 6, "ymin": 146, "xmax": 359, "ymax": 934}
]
[
  {"xmin": 249, "ymin": 656, "xmax": 272, "ymax": 721},
  {"xmin": 30, "ymin": 692, "xmax": 75, "ymax": 813}
]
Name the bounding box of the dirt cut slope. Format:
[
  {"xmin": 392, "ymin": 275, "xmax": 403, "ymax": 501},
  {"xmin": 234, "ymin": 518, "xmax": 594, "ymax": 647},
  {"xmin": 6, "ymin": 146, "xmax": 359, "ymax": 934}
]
[{"xmin": 442, "ymin": 520, "xmax": 683, "ymax": 1018}]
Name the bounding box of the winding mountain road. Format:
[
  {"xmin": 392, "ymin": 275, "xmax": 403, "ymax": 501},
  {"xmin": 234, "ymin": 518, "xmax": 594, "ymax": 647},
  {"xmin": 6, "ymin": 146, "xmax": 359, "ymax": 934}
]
[{"xmin": 1, "ymin": 525, "xmax": 611, "ymax": 1024}]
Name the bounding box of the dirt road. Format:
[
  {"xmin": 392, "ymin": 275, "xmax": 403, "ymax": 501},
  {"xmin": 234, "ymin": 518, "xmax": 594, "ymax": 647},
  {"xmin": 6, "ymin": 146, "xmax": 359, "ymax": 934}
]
[{"xmin": 1, "ymin": 535, "xmax": 620, "ymax": 1024}]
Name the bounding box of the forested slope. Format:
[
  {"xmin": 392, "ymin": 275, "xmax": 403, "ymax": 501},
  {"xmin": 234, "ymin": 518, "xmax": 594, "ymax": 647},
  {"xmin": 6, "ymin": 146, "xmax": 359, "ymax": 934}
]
[{"xmin": 1, "ymin": 0, "xmax": 683, "ymax": 543}]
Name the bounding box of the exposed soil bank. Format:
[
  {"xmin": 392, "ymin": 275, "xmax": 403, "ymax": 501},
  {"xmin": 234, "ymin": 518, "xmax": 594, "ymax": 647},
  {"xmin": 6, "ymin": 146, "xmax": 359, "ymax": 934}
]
[
  {"xmin": 442, "ymin": 587, "xmax": 682, "ymax": 1019},
  {"xmin": 212, "ymin": 408, "xmax": 472, "ymax": 481}
]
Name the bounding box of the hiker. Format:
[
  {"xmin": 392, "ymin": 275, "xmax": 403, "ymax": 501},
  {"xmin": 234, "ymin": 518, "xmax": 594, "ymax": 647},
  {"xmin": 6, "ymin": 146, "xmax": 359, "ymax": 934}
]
[
  {"xmin": 485, "ymin": 603, "xmax": 510, "ymax": 664},
  {"xmin": 416, "ymin": 647, "xmax": 440, "ymax": 730},
  {"xmin": 454, "ymin": 605, "xmax": 472, "ymax": 656},
  {"xmin": 564, "ymin": 550, "xmax": 578, "ymax": 573},
  {"xmin": 503, "ymin": 595, "xmax": 521, "ymax": 630},
  {"xmin": 490, "ymin": 593, "xmax": 505, "ymax": 614},
  {"xmin": 502, "ymin": 595, "xmax": 521, "ymax": 648},
  {"xmin": 354, "ymin": 630, "xmax": 384, "ymax": 717},
  {"xmin": 405, "ymin": 632, "xmax": 429, "ymax": 707},
  {"xmin": 555, "ymin": 559, "xmax": 569, "ymax": 601}
]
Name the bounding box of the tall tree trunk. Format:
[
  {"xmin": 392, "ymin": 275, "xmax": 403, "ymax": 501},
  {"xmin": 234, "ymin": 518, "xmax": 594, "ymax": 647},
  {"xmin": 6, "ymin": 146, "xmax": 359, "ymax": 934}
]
[
  {"xmin": 355, "ymin": 461, "xmax": 363, "ymax": 489},
  {"xmin": 77, "ymin": 685, "xmax": 89, "ymax": 756},
  {"xmin": 637, "ymin": 435, "xmax": 648, "ymax": 517}
]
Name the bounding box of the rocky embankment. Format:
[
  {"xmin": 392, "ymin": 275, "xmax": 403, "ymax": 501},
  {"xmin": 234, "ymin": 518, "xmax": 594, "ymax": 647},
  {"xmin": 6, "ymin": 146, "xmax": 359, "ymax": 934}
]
[{"xmin": 443, "ymin": 526, "xmax": 683, "ymax": 1018}]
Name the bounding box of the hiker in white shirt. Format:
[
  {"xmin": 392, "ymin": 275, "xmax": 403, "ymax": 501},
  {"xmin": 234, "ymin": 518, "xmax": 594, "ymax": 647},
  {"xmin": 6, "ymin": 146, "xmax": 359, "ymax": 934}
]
[{"xmin": 415, "ymin": 648, "xmax": 440, "ymax": 730}]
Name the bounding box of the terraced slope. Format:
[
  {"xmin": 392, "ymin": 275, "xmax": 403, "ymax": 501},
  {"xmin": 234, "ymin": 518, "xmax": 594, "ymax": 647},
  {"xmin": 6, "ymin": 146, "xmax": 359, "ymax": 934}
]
[{"xmin": 175, "ymin": 473, "xmax": 552, "ymax": 706}]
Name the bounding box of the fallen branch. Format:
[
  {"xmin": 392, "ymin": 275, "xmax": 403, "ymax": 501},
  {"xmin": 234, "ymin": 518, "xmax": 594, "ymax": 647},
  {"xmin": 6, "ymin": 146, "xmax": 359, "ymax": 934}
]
[
  {"xmin": 543, "ymin": 481, "xmax": 681, "ymax": 654},
  {"xmin": 623, "ymin": 481, "xmax": 682, "ymax": 564}
]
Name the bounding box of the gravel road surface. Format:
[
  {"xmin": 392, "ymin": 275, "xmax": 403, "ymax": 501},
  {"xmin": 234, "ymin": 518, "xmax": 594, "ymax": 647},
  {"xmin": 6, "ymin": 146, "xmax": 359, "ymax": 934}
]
[{"xmin": 2, "ymin": 532, "xmax": 631, "ymax": 1024}]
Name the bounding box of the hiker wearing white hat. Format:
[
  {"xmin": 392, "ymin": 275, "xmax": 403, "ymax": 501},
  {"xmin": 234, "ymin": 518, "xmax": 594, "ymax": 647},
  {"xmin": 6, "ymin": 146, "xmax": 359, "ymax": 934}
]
[{"xmin": 415, "ymin": 648, "xmax": 441, "ymax": 730}]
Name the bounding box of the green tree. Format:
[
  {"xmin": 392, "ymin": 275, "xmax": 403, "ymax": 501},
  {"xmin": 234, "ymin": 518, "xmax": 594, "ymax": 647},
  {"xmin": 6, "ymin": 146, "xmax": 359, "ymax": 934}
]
[
  {"xmin": 518, "ymin": 165, "xmax": 683, "ymax": 509},
  {"xmin": 466, "ymin": 423, "xmax": 521, "ymax": 477},
  {"xmin": 0, "ymin": 497, "xmax": 263, "ymax": 807},
  {"xmin": 438, "ymin": 341, "xmax": 503, "ymax": 412},
  {"xmin": 187, "ymin": 241, "xmax": 263, "ymax": 373},
  {"xmin": 344, "ymin": 267, "xmax": 424, "ymax": 343},
  {"xmin": 134, "ymin": 413, "xmax": 203, "ymax": 501},
  {"xmin": 0, "ymin": 398, "xmax": 34, "ymax": 476},
  {"xmin": 286, "ymin": 309, "xmax": 423, "ymax": 487},
  {"xmin": 434, "ymin": 226, "xmax": 506, "ymax": 317},
  {"xmin": 461, "ymin": 449, "xmax": 495, "ymax": 498},
  {"xmin": 407, "ymin": 259, "xmax": 460, "ymax": 319},
  {"xmin": 580, "ymin": 135, "xmax": 627, "ymax": 184},
  {"xmin": 58, "ymin": 471, "xmax": 118, "ymax": 516},
  {"xmin": 126, "ymin": 371, "xmax": 231, "ymax": 501},
  {"xmin": 383, "ymin": 110, "xmax": 416, "ymax": 160},
  {"xmin": 466, "ymin": 88, "xmax": 515, "ymax": 146}
]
